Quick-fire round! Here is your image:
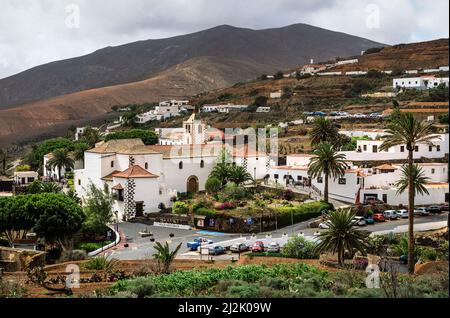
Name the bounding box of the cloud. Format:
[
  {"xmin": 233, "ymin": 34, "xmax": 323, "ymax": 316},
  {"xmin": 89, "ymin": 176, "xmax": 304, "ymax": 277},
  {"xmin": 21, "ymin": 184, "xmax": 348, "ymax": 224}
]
[{"xmin": 0, "ymin": 0, "xmax": 448, "ymax": 79}]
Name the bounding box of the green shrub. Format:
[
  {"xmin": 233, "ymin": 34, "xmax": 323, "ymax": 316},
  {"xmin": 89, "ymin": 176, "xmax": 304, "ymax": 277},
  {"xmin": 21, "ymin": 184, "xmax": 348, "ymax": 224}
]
[
  {"xmin": 16, "ymin": 164, "xmax": 31, "ymax": 172},
  {"xmin": 78, "ymin": 242, "xmax": 111, "ymax": 253},
  {"xmin": 172, "ymin": 202, "xmax": 189, "ymax": 215},
  {"xmin": 205, "ymin": 177, "xmax": 222, "ymax": 194},
  {"xmin": 282, "ymin": 236, "xmax": 318, "ymax": 259},
  {"xmin": 105, "ymin": 129, "xmax": 158, "ymax": 145},
  {"xmin": 275, "ymin": 201, "xmax": 332, "ymax": 227},
  {"xmin": 83, "ymin": 256, "xmax": 118, "ymax": 271},
  {"xmin": 419, "ymin": 247, "xmax": 438, "ymax": 262},
  {"xmin": 195, "ymin": 208, "xmax": 217, "ymax": 217}
]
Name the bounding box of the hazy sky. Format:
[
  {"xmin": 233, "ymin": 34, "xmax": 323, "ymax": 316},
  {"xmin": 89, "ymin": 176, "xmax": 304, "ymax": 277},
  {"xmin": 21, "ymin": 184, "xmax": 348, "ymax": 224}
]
[{"xmin": 0, "ymin": 0, "xmax": 448, "ymax": 79}]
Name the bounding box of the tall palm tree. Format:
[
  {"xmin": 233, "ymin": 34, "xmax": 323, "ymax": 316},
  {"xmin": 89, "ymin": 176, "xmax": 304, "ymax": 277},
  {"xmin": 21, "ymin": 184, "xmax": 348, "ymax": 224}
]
[
  {"xmin": 315, "ymin": 209, "xmax": 368, "ymax": 266},
  {"xmin": 309, "ymin": 117, "xmax": 339, "ymax": 145},
  {"xmin": 395, "ymin": 164, "xmax": 430, "ymax": 197},
  {"xmin": 152, "ymin": 241, "xmax": 182, "ymax": 274},
  {"xmin": 47, "ymin": 148, "xmax": 75, "ymax": 181},
  {"xmin": 308, "ymin": 142, "xmax": 347, "ymax": 203},
  {"xmin": 229, "ymin": 165, "xmax": 253, "ymax": 185},
  {"xmin": 379, "ymin": 112, "xmax": 438, "ymax": 274}
]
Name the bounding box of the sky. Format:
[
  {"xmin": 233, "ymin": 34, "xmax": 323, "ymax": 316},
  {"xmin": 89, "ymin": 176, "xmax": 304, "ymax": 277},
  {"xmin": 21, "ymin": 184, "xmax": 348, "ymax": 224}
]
[{"xmin": 0, "ymin": 0, "xmax": 448, "ymax": 79}]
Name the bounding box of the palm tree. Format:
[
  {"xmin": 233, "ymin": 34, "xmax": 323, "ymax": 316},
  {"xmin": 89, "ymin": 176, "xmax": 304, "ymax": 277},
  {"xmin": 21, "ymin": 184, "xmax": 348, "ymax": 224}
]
[
  {"xmin": 395, "ymin": 164, "xmax": 430, "ymax": 197},
  {"xmin": 47, "ymin": 148, "xmax": 75, "ymax": 181},
  {"xmin": 309, "ymin": 117, "xmax": 339, "ymax": 145},
  {"xmin": 81, "ymin": 127, "xmax": 102, "ymax": 147},
  {"xmin": 210, "ymin": 149, "xmax": 233, "ymax": 187},
  {"xmin": 379, "ymin": 112, "xmax": 438, "ymax": 274},
  {"xmin": 40, "ymin": 182, "xmax": 63, "ymax": 193},
  {"xmin": 152, "ymin": 241, "xmax": 182, "ymax": 274},
  {"xmin": 73, "ymin": 142, "xmax": 90, "ymax": 167},
  {"xmin": 308, "ymin": 142, "xmax": 347, "ymax": 203},
  {"xmin": 229, "ymin": 165, "xmax": 253, "ymax": 185},
  {"xmin": 315, "ymin": 209, "xmax": 368, "ymax": 266}
]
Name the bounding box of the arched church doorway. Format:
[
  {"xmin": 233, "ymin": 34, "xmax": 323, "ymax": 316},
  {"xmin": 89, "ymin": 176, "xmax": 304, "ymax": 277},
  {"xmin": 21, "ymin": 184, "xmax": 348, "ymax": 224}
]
[{"xmin": 187, "ymin": 176, "xmax": 199, "ymax": 193}]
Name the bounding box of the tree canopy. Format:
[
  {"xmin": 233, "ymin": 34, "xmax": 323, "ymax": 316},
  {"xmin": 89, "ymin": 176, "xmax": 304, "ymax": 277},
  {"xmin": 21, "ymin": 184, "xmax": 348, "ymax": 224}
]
[{"xmin": 105, "ymin": 129, "xmax": 159, "ymax": 145}]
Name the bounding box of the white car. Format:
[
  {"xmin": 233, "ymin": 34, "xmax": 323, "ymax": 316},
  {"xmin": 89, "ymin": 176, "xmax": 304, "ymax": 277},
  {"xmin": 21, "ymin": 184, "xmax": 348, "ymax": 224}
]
[
  {"xmin": 414, "ymin": 207, "xmax": 430, "ymax": 216},
  {"xmin": 397, "ymin": 210, "xmax": 409, "ymax": 218},
  {"xmin": 267, "ymin": 242, "xmax": 281, "ymax": 253},
  {"xmin": 353, "ymin": 113, "xmax": 367, "ymax": 118},
  {"xmin": 230, "ymin": 243, "xmax": 248, "ymax": 253},
  {"xmin": 353, "ymin": 216, "xmax": 367, "ymax": 226},
  {"xmin": 338, "ymin": 112, "xmax": 349, "ymax": 117},
  {"xmin": 383, "ymin": 210, "xmax": 399, "ymax": 220},
  {"xmin": 319, "ymin": 222, "xmax": 330, "ymax": 229}
]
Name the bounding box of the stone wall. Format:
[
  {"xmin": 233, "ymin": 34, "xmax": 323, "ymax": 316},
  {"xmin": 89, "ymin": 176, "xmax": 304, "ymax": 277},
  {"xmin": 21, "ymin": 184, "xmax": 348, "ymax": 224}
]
[{"xmin": 0, "ymin": 247, "xmax": 46, "ymax": 272}]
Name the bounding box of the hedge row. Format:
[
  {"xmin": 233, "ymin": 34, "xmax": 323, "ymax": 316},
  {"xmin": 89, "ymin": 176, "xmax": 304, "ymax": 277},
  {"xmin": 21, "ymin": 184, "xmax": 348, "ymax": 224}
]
[{"xmin": 275, "ymin": 201, "xmax": 333, "ymax": 227}]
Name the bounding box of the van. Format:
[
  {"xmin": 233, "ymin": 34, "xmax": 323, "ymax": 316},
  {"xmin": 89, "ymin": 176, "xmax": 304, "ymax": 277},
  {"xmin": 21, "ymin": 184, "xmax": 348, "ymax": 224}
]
[{"xmin": 383, "ymin": 210, "xmax": 399, "ymax": 220}]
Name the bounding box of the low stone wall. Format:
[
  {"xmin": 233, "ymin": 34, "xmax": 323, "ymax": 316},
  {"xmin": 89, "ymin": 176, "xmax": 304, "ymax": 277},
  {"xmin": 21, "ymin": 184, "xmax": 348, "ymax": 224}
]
[{"xmin": 0, "ymin": 247, "xmax": 46, "ymax": 272}]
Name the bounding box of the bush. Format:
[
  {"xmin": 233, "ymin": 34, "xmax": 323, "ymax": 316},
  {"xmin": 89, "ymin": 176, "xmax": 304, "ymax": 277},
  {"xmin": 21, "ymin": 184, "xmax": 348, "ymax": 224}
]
[
  {"xmin": 59, "ymin": 249, "xmax": 87, "ymax": 262},
  {"xmin": 105, "ymin": 129, "xmax": 158, "ymax": 145},
  {"xmin": 205, "ymin": 177, "xmax": 222, "ymax": 194},
  {"xmin": 195, "ymin": 208, "xmax": 217, "ymax": 217},
  {"xmin": 172, "ymin": 202, "xmax": 189, "ymax": 215},
  {"xmin": 275, "ymin": 201, "xmax": 333, "ymax": 227},
  {"xmin": 282, "ymin": 236, "xmax": 318, "ymax": 259},
  {"xmin": 16, "ymin": 164, "xmax": 31, "ymax": 172},
  {"xmin": 78, "ymin": 242, "xmax": 111, "ymax": 253},
  {"xmin": 221, "ymin": 182, "xmax": 248, "ymax": 201},
  {"xmin": 419, "ymin": 247, "xmax": 438, "ymax": 262},
  {"xmin": 83, "ymin": 256, "xmax": 118, "ymax": 271}
]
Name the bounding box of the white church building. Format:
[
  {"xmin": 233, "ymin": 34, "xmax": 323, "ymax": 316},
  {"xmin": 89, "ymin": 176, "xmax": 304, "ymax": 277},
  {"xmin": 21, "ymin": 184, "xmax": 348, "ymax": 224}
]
[{"xmin": 74, "ymin": 137, "xmax": 272, "ymax": 220}]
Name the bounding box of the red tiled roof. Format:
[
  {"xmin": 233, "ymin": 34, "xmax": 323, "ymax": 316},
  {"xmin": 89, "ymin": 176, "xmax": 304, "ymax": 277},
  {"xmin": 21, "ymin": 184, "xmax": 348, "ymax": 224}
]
[
  {"xmin": 101, "ymin": 171, "xmax": 120, "ymax": 181},
  {"xmin": 112, "ymin": 183, "xmax": 124, "ymax": 190},
  {"xmin": 112, "ymin": 165, "xmax": 159, "ymax": 179}
]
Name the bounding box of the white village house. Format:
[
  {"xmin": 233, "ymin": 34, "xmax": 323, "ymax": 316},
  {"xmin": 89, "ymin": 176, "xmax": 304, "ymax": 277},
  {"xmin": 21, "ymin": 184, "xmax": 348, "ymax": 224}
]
[
  {"xmin": 268, "ymin": 132, "xmax": 449, "ymax": 206},
  {"xmin": 135, "ymin": 100, "xmax": 192, "ymax": 124},
  {"xmin": 393, "ymin": 76, "xmax": 449, "ymax": 90}
]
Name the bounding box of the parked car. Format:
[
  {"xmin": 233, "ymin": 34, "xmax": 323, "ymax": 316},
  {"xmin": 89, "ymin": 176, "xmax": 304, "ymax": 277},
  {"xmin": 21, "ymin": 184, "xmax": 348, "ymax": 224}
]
[
  {"xmin": 372, "ymin": 213, "xmax": 386, "ymax": 222},
  {"xmin": 338, "ymin": 111, "xmax": 349, "ymax": 117},
  {"xmin": 364, "ymin": 197, "xmax": 384, "ymax": 205},
  {"xmin": 353, "ymin": 113, "xmax": 367, "ymax": 118},
  {"xmin": 440, "ymin": 203, "xmax": 449, "ymax": 212},
  {"xmin": 267, "ymin": 242, "xmax": 281, "ymax": 253},
  {"xmin": 383, "ymin": 210, "xmax": 399, "ymax": 220},
  {"xmin": 313, "ymin": 111, "xmax": 326, "ymax": 117},
  {"xmin": 364, "ymin": 216, "xmax": 375, "ymax": 225},
  {"xmin": 230, "ymin": 243, "xmax": 248, "ymax": 253},
  {"xmin": 414, "ymin": 207, "xmax": 430, "ymax": 216},
  {"xmin": 369, "ymin": 112, "xmax": 382, "ymax": 118},
  {"xmin": 318, "ymin": 221, "xmax": 331, "ymax": 229},
  {"xmin": 251, "ymin": 241, "xmax": 265, "ymax": 253},
  {"xmin": 187, "ymin": 237, "xmax": 213, "ymax": 251},
  {"xmin": 397, "ymin": 210, "xmax": 409, "ymax": 218},
  {"xmin": 353, "ymin": 216, "xmax": 367, "ymax": 226},
  {"xmin": 209, "ymin": 245, "xmax": 226, "ymax": 256},
  {"xmin": 426, "ymin": 205, "xmax": 442, "ymax": 214}
]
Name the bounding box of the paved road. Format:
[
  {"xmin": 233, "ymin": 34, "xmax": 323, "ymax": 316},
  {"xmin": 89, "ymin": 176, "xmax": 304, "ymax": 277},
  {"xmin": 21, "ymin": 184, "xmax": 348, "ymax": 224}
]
[{"xmin": 107, "ymin": 213, "xmax": 448, "ymax": 260}]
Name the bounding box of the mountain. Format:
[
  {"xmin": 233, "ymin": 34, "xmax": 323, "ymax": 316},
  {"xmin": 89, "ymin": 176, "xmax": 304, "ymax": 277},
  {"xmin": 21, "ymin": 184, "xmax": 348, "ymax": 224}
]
[
  {"xmin": 0, "ymin": 56, "xmax": 274, "ymax": 146},
  {"xmin": 0, "ymin": 23, "xmax": 387, "ymax": 147},
  {"xmin": 0, "ymin": 23, "xmax": 384, "ymax": 109}
]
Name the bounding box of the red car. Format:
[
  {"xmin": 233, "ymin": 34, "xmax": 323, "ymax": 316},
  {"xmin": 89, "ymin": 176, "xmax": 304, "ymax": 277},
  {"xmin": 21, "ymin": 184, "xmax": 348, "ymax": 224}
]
[
  {"xmin": 251, "ymin": 241, "xmax": 265, "ymax": 253},
  {"xmin": 372, "ymin": 213, "xmax": 386, "ymax": 222},
  {"xmin": 440, "ymin": 203, "xmax": 449, "ymax": 212}
]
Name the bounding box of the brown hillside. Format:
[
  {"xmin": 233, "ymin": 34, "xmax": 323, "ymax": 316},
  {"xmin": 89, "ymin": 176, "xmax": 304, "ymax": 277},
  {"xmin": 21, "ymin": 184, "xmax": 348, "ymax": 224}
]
[
  {"xmin": 0, "ymin": 56, "xmax": 275, "ymax": 147},
  {"xmin": 331, "ymin": 39, "xmax": 449, "ymax": 72}
]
